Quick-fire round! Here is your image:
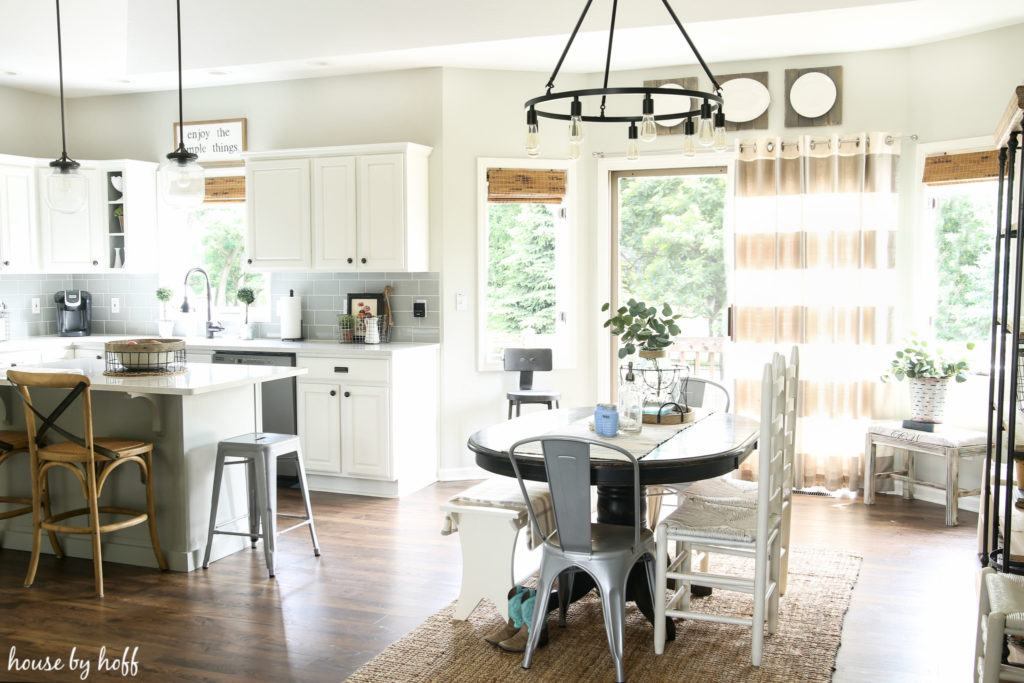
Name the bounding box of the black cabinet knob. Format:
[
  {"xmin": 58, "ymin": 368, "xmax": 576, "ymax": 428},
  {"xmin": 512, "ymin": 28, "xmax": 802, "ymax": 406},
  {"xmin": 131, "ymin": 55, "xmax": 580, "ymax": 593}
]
[
  {"xmin": 360, "ymin": 258, "xmax": 367, "ymax": 264},
  {"xmin": 329, "ymin": 390, "xmax": 336, "ymax": 397},
  {"xmin": 344, "ymin": 391, "xmax": 351, "ymax": 398},
  {"xmin": 95, "ymin": 355, "xmax": 102, "ymax": 360},
  {"xmin": 92, "ymin": 260, "xmax": 98, "ymax": 266},
  {"xmin": 347, "ymin": 257, "xmax": 353, "ymax": 264},
  {"xmin": 247, "ymin": 258, "xmax": 253, "ymax": 264},
  {"xmin": 2, "ymin": 261, "xmax": 9, "ymax": 266}
]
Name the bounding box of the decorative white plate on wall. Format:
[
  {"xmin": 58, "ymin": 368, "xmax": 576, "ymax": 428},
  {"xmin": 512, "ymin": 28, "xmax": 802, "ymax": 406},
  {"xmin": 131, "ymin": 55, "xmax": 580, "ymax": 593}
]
[
  {"xmin": 652, "ymin": 82, "xmax": 692, "ymax": 128},
  {"xmin": 721, "ymin": 78, "xmax": 771, "ymax": 123},
  {"xmin": 789, "ymin": 72, "xmax": 837, "ymax": 118}
]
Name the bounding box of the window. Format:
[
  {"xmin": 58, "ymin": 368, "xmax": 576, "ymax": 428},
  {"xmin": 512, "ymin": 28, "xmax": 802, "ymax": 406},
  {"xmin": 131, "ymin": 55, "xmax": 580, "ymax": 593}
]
[{"xmin": 477, "ymin": 160, "xmax": 575, "ymax": 371}]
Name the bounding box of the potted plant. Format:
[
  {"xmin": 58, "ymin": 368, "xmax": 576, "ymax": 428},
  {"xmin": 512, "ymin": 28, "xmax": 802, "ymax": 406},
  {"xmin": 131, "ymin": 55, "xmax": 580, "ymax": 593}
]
[
  {"xmin": 237, "ymin": 287, "xmax": 256, "ymax": 340},
  {"xmin": 602, "ymin": 298, "xmax": 682, "ymax": 359},
  {"xmin": 881, "ymin": 334, "xmax": 973, "ymax": 424},
  {"xmin": 337, "ymin": 314, "xmax": 355, "ymax": 342},
  {"xmin": 113, "ymin": 205, "xmax": 124, "ymax": 231},
  {"xmin": 155, "ymin": 287, "xmax": 175, "ymax": 337}
]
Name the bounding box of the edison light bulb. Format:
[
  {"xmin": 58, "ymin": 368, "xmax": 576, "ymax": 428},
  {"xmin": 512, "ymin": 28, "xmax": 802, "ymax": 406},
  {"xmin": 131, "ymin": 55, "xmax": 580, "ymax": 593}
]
[
  {"xmin": 525, "ymin": 107, "xmax": 540, "ymax": 157},
  {"xmin": 639, "ymin": 95, "xmax": 656, "ymax": 143},
  {"xmin": 697, "ymin": 99, "xmax": 714, "ymax": 147},
  {"xmin": 626, "ymin": 122, "xmax": 640, "ymax": 161},
  {"xmin": 712, "ymin": 111, "xmax": 727, "ymax": 152},
  {"xmin": 568, "ymin": 98, "xmax": 584, "ymax": 144},
  {"xmin": 568, "ymin": 141, "xmax": 582, "ymax": 160},
  {"xmin": 682, "ymin": 118, "xmax": 696, "ymax": 157}
]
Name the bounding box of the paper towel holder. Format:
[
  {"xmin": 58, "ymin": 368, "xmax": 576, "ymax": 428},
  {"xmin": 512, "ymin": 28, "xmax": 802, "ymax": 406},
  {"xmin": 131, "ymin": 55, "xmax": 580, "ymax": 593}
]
[{"xmin": 279, "ymin": 289, "xmax": 303, "ymax": 341}]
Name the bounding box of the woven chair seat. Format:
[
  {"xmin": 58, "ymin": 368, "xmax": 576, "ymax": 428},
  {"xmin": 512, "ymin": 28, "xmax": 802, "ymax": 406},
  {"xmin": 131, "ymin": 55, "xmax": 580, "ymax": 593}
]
[
  {"xmin": 41, "ymin": 438, "xmax": 151, "ymax": 462},
  {"xmin": 681, "ymin": 475, "xmax": 759, "ymax": 508},
  {"xmin": 662, "ymin": 497, "xmax": 780, "ymax": 543},
  {"xmin": 986, "ymin": 571, "xmax": 1024, "ymax": 631}
]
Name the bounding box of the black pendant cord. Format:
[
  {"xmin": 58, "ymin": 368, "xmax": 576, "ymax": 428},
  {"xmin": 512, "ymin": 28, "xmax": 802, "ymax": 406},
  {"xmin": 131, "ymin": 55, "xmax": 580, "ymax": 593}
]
[
  {"xmin": 545, "ymin": 0, "xmax": 594, "ymax": 93},
  {"xmin": 169, "ymin": 0, "xmax": 193, "ymax": 159},
  {"xmin": 660, "ymin": 0, "xmax": 721, "ymax": 94},
  {"xmin": 598, "ymin": 0, "xmax": 618, "ymax": 118},
  {"xmin": 53, "ymin": 0, "xmax": 75, "ymax": 166}
]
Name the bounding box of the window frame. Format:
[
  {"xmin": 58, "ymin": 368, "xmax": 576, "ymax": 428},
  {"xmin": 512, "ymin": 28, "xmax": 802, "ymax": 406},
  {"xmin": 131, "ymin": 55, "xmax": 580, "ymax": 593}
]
[{"xmin": 476, "ymin": 157, "xmax": 577, "ymax": 372}]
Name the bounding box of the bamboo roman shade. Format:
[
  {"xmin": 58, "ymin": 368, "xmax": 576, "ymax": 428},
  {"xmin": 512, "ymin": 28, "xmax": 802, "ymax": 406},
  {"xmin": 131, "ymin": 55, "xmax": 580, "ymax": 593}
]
[
  {"xmin": 922, "ymin": 150, "xmax": 1000, "ymax": 186},
  {"xmin": 487, "ymin": 169, "xmax": 567, "ymax": 204},
  {"xmin": 204, "ymin": 175, "xmax": 246, "ymax": 202}
]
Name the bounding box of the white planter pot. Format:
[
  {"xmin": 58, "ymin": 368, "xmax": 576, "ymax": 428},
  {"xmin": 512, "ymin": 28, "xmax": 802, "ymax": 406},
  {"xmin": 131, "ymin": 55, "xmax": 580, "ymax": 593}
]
[
  {"xmin": 157, "ymin": 320, "xmax": 175, "ymax": 338},
  {"xmin": 239, "ymin": 323, "xmax": 255, "ymax": 340},
  {"xmin": 907, "ymin": 376, "xmax": 950, "ymax": 423}
]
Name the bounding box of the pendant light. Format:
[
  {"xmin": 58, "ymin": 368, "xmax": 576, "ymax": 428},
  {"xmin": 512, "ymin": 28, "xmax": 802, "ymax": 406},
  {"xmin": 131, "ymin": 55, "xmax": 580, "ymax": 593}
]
[
  {"xmin": 46, "ymin": 0, "xmax": 87, "ymax": 214},
  {"xmin": 158, "ymin": 0, "xmax": 205, "ymax": 208}
]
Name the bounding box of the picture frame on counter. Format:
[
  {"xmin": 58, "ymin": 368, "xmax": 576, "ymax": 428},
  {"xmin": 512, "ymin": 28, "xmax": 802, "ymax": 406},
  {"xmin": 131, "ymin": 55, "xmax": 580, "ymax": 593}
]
[
  {"xmin": 347, "ymin": 293, "xmax": 384, "ymax": 337},
  {"xmin": 173, "ymin": 117, "xmax": 247, "ymax": 167}
]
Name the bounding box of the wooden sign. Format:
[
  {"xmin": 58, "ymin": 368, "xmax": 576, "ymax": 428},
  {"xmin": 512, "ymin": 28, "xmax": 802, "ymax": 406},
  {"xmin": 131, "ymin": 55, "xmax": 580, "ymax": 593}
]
[{"xmin": 173, "ymin": 118, "xmax": 247, "ymax": 167}]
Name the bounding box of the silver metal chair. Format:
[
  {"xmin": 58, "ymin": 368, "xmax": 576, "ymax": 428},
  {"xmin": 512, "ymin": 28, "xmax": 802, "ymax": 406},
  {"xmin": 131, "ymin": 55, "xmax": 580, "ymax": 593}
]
[
  {"xmin": 676, "ymin": 375, "xmax": 730, "ymax": 413},
  {"xmin": 202, "ymin": 432, "xmax": 320, "ymax": 577},
  {"xmin": 504, "ymin": 348, "xmax": 561, "ymax": 419},
  {"xmin": 508, "ymin": 436, "xmax": 656, "ymax": 683}
]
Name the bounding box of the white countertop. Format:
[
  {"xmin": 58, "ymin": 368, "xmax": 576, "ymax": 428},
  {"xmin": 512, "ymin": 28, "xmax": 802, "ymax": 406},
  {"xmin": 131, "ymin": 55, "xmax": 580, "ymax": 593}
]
[
  {"xmin": 0, "ymin": 335, "xmax": 438, "ymax": 358},
  {"xmin": 1, "ymin": 359, "xmax": 307, "ymax": 396}
]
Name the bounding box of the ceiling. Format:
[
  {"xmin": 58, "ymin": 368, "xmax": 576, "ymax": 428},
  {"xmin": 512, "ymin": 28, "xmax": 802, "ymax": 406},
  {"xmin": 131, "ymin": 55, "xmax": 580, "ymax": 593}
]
[{"xmin": 1, "ymin": 0, "xmax": 1022, "ymax": 98}]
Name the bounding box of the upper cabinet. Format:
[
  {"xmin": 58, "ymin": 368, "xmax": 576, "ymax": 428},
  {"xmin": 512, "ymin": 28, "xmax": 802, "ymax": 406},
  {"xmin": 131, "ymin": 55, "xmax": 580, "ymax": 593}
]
[
  {"xmin": 36, "ymin": 158, "xmax": 157, "ymax": 273},
  {"xmin": 244, "ymin": 143, "xmax": 431, "ymax": 272},
  {"xmin": 0, "ymin": 160, "xmax": 39, "ymax": 273}
]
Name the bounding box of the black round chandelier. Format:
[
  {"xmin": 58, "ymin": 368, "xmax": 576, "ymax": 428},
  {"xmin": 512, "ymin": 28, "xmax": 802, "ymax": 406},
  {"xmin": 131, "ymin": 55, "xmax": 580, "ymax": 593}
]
[{"xmin": 524, "ymin": 0, "xmax": 726, "ymax": 159}]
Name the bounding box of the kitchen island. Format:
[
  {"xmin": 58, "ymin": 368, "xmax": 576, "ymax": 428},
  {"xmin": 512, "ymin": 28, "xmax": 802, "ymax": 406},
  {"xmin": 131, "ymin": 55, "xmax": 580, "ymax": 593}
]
[{"xmin": 0, "ymin": 359, "xmax": 307, "ymax": 571}]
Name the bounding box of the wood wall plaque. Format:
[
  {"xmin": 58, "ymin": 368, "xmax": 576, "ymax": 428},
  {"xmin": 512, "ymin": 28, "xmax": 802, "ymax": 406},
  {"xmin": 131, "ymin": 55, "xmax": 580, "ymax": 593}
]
[{"xmin": 784, "ymin": 66, "xmax": 842, "ymax": 128}]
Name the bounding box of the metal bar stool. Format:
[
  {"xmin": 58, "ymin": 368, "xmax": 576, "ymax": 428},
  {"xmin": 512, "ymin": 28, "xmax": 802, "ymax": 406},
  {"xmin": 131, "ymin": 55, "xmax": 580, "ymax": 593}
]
[{"xmin": 202, "ymin": 432, "xmax": 320, "ymax": 577}]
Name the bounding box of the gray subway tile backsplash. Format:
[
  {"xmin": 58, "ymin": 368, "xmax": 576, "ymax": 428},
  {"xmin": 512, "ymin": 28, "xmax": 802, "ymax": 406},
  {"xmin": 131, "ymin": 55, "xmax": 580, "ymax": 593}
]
[{"xmin": 0, "ymin": 271, "xmax": 440, "ymax": 345}]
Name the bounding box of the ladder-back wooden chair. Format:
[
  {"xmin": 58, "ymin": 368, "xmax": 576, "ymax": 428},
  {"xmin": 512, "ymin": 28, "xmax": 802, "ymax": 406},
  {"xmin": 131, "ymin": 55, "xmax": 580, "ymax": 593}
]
[{"xmin": 8, "ymin": 369, "xmax": 166, "ymax": 597}]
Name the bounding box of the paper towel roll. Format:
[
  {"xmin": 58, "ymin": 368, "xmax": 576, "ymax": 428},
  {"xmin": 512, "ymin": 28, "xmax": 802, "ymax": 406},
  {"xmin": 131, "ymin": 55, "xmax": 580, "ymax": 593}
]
[{"xmin": 278, "ymin": 291, "xmax": 302, "ymax": 340}]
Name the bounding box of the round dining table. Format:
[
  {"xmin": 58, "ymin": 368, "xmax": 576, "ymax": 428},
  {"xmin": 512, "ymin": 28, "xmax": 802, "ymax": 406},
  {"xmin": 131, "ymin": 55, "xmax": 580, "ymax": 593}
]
[{"xmin": 467, "ymin": 406, "xmax": 760, "ymax": 640}]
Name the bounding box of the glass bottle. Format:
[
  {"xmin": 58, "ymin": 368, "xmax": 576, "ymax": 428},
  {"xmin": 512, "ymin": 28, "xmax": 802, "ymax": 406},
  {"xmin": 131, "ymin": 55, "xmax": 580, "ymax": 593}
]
[{"xmin": 618, "ymin": 362, "xmax": 644, "ymax": 434}]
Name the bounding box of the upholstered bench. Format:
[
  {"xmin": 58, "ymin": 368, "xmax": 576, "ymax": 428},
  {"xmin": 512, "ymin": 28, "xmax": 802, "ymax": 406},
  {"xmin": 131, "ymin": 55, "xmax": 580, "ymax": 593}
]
[
  {"xmin": 864, "ymin": 421, "xmax": 987, "ymax": 526},
  {"xmin": 440, "ymin": 478, "xmax": 552, "ymax": 620}
]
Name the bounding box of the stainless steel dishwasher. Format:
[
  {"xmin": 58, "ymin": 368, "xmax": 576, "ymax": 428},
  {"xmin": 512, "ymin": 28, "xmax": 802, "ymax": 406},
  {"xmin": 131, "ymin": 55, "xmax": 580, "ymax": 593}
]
[{"xmin": 212, "ymin": 350, "xmax": 299, "ymax": 484}]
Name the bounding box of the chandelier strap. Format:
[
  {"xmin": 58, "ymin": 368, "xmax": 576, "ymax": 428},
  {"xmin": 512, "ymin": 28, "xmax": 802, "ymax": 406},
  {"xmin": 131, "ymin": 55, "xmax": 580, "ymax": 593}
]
[
  {"xmin": 599, "ymin": 0, "xmax": 618, "ymax": 116},
  {"xmin": 661, "ymin": 0, "xmax": 721, "ymax": 94},
  {"xmin": 545, "ymin": 0, "xmax": 595, "ymax": 93}
]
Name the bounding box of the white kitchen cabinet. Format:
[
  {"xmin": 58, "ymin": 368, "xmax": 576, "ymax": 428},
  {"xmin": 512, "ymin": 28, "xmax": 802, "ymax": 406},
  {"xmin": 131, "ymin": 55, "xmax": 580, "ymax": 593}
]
[
  {"xmin": 296, "ymin": 346, "xmax": 437, "ymax": 498},
  {"xmin": 0, "ymin": 162, "xmax": 39, "ymax": 272},
  {"xmin": 244, "ymin": 143, "xmax": 430, "ymax": 272},
  {"xmin": 37, "ymin": 166, "xmax": 103, "ymax": 272},
  {"xmin": 297, "ymin": 380, "xmax": 343, "ymax": 473}
]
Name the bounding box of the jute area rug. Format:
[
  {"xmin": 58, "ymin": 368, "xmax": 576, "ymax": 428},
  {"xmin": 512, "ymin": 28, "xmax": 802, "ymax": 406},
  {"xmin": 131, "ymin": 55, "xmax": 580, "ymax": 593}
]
[{"xmin": 347, "ymin": 547, "xmax": 861, "ymax": 682}]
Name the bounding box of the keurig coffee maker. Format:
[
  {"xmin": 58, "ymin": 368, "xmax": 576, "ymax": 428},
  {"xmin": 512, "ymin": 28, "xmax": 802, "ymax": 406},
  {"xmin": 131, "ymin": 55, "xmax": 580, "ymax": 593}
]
[{"xmin": 55, "ymin": 290, "xmax": 92, "ymax": 336}]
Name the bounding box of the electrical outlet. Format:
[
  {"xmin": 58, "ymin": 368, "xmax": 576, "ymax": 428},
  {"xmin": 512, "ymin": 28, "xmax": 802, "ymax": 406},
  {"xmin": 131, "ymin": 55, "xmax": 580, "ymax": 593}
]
[
  {"xmin": 111, "ymin": 297, "xmax": 120, "ymax": 314},
  {"xmin": 455, "ymin": 293, "xmax": 467, "ymax": 311},
  {"xmin": 31, "ymin": 298, "xmax": 39, "ymax": 314}
]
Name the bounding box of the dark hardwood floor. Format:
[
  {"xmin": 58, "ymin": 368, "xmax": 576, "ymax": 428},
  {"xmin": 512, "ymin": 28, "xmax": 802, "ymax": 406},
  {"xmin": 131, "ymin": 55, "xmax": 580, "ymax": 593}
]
[{"xmin": 0, "ymin": 483, "xmax": 979, "ymax": 682}]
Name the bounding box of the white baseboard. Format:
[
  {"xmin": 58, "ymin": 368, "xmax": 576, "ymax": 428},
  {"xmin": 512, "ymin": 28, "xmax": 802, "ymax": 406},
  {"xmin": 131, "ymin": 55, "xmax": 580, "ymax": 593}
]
[{"xmin": 438, "ymin": 467, "xmax": 488, "ymax": 482}]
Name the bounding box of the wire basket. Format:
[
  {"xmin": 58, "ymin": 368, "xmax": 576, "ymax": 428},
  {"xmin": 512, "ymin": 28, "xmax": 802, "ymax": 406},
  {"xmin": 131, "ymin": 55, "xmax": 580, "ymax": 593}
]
[
  {"xmin": 104, "ymin": 338, "xmax": 187, "ymax": 376},
  {"xmin": 337, "ymin": 316, "xmax": 391, "ymax": 344}
]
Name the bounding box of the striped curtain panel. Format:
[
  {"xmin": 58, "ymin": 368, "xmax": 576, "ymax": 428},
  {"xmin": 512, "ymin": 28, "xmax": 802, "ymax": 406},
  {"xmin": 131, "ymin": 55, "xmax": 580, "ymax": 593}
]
[{"xmin": 732, "ymin": 132, "xmax": 901, "ymax": 491}]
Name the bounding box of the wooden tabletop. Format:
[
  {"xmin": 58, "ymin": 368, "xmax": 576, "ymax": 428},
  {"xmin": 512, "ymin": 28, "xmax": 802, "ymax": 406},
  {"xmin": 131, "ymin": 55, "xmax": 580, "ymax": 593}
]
[{"xmin": 469, "ymin": 406, "xmax": 759, "ymax": 487}]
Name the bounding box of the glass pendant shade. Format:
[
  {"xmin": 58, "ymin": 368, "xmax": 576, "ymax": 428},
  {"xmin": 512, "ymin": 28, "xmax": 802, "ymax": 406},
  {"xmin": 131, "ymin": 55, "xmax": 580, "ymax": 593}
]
[
  {"xmin": 158, "ymin": 155, "xmax": 205, "ymax": 208},
  {"xmin": 46, "ymin": 165, "xmax": 88, "ymax": 214}
]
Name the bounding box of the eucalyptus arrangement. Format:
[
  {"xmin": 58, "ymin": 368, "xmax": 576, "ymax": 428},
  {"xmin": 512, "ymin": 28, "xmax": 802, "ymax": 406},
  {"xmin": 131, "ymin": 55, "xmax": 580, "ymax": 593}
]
[
  {"xmin": 601, "ymin": 298, "xmax": 682, "ymax": 359},
  {"xmin": 881, "ymin": 335, "xmax": 973, "ymax": 383}
]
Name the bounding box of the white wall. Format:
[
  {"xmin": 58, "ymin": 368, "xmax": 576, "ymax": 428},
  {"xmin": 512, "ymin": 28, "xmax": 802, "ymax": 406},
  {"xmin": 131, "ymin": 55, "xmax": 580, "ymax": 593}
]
[{"xmin": 3, "ymin": 23, "xmax": 1022, "ymax": 484}]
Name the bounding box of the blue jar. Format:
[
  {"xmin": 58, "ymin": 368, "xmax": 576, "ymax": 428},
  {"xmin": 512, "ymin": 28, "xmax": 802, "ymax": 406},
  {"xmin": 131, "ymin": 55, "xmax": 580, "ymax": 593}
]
[{"xmin": 594, "ymin": 403, "xmax": 619, "ymax": 437}]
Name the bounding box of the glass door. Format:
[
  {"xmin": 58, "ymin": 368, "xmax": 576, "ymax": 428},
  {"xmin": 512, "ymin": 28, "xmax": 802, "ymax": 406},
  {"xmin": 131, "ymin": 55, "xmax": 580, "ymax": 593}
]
[{"xmin": 609, "ymin": 166, "xmax": 730, "ymax": 392}]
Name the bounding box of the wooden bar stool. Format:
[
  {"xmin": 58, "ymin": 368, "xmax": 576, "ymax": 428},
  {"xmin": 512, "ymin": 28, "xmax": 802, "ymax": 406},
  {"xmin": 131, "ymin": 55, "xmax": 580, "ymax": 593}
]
[
  {"xmin": 202, "ymin": 432, "xmax": 320, "ymax": 577},
  {"xmin": 0, "ymin": 431, "xmax": 33, "ymax": 521},
  {"xmin": 8, "ymin": 370, "xmax": 166, "ymax": 597}
]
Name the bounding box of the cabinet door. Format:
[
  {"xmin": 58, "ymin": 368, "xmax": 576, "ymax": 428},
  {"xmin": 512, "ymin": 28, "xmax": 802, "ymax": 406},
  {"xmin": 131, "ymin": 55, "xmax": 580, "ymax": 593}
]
[
  {"xmin": 297, "ymin": 381, "xmax": 342, "ymax": 473},
  {"xmin": 357, "ymin": 154, "xmax": 406, "ymax": 271},
  {"xmin": 341, "ymin": 384, "xmax": 391, "ymax": 479},
  {"xmin": 0, "ymin": 165, "xmax": 38, "ymax": 272},
  {"xmin": 38, "ymin": 168, "xmax": 102, "ymax": 271},
  {"xmin": 246, "ymin": 158, "xmax": 311, "ymax": 269},
  {"xmin": 312, "ymin": 156, "xmax": 358, "ymax": 270}
]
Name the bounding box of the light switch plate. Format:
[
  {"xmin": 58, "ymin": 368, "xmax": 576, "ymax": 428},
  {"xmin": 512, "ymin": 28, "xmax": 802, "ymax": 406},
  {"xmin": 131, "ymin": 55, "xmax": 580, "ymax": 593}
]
[
  {"xmin": 31, "ymin": 298, "xmax": 39, "ymax": 314},
  {"xmin": 456, "ymin": 293, "xmax": 467, "ymax": 311},
  {"xmin": 111, "ymin": 297, "xmax": 120, "ymax": 313}
]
